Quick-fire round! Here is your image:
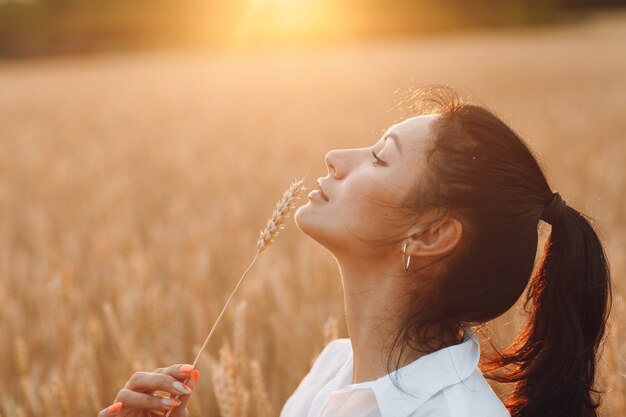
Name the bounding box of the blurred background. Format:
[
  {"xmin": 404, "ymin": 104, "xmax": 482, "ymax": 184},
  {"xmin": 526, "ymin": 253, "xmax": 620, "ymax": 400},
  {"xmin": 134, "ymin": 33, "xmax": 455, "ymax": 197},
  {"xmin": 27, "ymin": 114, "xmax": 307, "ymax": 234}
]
[
  {"xmin": 0, "ymin": 0, "xmax": 625, "ymax": 57},
  {"xmin": 1, "ymin": 1, "xmax": 625, "ymax": 416}
]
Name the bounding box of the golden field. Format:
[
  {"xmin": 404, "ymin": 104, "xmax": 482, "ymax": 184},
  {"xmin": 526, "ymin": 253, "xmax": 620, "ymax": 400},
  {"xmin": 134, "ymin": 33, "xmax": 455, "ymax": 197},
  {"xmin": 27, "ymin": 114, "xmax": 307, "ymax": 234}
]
[{"xmin": 0, "ymin": 10, "xmax": 625, "ymax": 417}]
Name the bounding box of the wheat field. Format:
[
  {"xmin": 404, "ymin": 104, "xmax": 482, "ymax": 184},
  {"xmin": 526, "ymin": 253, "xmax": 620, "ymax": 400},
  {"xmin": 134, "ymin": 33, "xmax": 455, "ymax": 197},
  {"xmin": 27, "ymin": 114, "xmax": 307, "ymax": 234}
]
[{"xmin": 0, "ymin": 9, "xmax": 625, "ymax": 417}]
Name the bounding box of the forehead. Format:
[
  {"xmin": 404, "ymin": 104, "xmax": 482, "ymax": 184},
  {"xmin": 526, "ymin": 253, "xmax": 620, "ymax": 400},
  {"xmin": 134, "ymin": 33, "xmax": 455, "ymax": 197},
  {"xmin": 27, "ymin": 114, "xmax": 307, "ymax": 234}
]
[{"xmin": 386, "ymin": 114, "xmax": 438, "ymax": 151}]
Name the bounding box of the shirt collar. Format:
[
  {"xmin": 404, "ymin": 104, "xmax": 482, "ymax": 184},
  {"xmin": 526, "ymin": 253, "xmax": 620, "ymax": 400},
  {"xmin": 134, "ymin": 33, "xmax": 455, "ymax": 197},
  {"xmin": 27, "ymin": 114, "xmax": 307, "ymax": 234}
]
[{"xmin": 339, "ymin": 326, "xmax": 481, "ymax": 417}]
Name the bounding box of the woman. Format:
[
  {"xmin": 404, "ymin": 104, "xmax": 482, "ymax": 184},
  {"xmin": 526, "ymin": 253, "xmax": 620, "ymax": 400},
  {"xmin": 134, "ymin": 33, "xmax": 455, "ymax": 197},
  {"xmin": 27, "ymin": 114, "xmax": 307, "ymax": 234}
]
[{"xmin": 102, "ymin": 85, "xmax": 612, "ymax": 417}]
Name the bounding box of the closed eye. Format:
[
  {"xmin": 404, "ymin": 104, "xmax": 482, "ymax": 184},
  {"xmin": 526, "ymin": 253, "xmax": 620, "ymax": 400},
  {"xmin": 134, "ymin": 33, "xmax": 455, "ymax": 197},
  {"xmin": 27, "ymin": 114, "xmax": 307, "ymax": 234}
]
[{"xmin": 372, "ymin": 150, "xmax": 386, "ymax": 166}]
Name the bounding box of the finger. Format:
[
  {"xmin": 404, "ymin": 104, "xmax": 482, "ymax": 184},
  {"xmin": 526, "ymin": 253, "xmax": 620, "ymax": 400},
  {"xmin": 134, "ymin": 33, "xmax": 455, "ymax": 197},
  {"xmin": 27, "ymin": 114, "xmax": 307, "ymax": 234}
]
[
  {"xmin": 187, "ymin": 370, "xmax": 200, "ymax": 390},
  {"xmin": 169, "ymin": 409, "xmax": 188, "ymax": 417},
  {"xmin": 125, "ymin": 372, "xmax": 193, "ymax": 397},
  {"xmin": 154, "ymin": 363, "xmax": 195, "ymax": 382},
  {"xmin": 116, "ymin": 388, "xmax": 182, "ymax": 413},
  {"xmin": 176, "ymin": 370, "xmax": 200, "ymax": 412},
  {"xmin": 170, "ymin": 404, "xmax": 189, "ymax": 417},
  {"xmin": 97, "ymin": 402, "xmax": 123, "ymax": 417}
]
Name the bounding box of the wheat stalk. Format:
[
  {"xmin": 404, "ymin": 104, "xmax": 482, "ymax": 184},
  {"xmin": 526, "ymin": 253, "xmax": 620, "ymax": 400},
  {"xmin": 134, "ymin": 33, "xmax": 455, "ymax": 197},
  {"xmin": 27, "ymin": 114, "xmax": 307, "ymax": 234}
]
[
  {"xmin": 101, "ymin": 302, "xmax": 133, "ymax": 370},
  {"xmin": 233, "ymin": 300, "xmax": 248, "ymax": 374},
  {"xmin": 164, "ymin": 170, "xmax": 308, "ymax": 417},
  {"xmin": 39, "ymin": 385, "xmax": 56, "ymax": 417},
  {"xmin": 210, "ymin": 359, "xmax": 231, "ymax": 417},
  {"xmin": 249, "ymin": 360, "xmax": 274, "ymax": 417},
  {"xmin": 322, "ymin": 315, "xmax": 339, "ymax": 346},
  {"xmin": 52, "ymin": 373, "xmax": 71, "ymax": 416}
]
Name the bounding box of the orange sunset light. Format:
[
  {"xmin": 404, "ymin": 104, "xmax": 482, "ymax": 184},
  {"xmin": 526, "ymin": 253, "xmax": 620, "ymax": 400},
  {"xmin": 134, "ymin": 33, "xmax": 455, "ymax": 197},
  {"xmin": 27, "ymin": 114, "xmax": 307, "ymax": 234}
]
[{"xmin": 226, "ymin": 0, "xmax": 349, "ymax": 48}]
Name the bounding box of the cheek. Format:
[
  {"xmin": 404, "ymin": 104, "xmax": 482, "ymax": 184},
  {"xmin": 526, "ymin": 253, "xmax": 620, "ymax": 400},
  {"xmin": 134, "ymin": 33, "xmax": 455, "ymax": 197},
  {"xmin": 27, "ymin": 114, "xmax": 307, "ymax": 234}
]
[{"xmin": 341, "ymin": 175, "xmax": 396, "ymax": 222}]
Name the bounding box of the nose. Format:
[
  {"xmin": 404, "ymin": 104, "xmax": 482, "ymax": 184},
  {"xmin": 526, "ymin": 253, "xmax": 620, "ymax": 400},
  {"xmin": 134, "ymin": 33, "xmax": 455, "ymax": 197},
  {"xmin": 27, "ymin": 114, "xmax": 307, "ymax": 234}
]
[{"xmin": 325, "ymin": 149, "xmax": 342, "ymax": 178}]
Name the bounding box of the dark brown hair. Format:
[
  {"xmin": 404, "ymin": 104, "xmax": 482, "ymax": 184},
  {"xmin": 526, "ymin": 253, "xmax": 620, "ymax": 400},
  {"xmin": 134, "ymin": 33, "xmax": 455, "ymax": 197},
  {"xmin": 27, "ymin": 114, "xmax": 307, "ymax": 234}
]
[{"xmin": 384, "ymin": 84, "xmax": 612, "ymax": 417}]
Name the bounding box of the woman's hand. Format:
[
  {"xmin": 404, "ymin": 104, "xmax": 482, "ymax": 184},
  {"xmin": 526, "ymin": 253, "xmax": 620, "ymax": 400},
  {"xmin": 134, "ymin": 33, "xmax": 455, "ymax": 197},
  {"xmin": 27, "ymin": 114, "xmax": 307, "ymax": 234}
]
[{"xmin": 98, "ymin": 364, "xmax": 200, "ymax": 417}]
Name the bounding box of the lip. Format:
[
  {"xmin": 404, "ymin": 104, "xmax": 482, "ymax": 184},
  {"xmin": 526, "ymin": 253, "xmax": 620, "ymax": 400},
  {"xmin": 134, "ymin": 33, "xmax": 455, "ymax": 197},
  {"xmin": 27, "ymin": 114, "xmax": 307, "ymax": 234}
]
[{"xmin": 316, "ymin": 179, "xmax": 330, "ymax": 201}]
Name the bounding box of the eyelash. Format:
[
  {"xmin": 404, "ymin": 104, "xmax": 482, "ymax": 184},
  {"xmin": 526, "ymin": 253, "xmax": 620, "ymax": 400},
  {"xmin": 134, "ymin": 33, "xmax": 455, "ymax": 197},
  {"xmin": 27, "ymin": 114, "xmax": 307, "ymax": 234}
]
[{"xmin": 372, "ymin": 150, "xmax": 385, "ymax": 166}]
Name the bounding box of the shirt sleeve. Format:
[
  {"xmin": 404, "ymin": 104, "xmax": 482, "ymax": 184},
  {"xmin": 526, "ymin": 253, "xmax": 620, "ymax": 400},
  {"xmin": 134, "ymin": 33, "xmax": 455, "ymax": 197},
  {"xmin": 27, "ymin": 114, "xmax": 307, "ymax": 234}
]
[{"xmin": 280, "ymin": 338, "xmax": 351, "ymax": 417}]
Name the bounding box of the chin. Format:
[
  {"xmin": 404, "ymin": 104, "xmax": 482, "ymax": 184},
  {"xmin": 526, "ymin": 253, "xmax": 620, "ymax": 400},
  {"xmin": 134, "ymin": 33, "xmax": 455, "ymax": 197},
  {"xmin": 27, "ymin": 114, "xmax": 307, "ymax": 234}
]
[
  {"xmin": 294, "ymin": 204, "xmax": 315, "ymax": 236},
  {"xmin": 295, "ymin": 205, "xmax": 325, "ymax": 239},
  {"xmin": 294, "ymin": 205, "xmax": 342, "ymax": 252}
]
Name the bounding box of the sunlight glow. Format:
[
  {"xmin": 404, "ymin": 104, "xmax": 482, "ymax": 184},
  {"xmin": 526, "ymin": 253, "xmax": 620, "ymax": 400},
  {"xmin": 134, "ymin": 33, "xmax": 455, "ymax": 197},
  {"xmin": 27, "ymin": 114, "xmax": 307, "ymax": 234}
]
[{"xmin": 228, "ymin": 0, "xmax": 348, "ymax": 49}]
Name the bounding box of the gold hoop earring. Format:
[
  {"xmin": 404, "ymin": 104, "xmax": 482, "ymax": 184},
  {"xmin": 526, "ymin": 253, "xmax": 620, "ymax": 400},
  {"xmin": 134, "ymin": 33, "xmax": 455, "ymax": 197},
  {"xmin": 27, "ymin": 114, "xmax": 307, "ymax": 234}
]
[{"xmin": 402, "ymin": 242, "xmax": 411, "ymax": 273}]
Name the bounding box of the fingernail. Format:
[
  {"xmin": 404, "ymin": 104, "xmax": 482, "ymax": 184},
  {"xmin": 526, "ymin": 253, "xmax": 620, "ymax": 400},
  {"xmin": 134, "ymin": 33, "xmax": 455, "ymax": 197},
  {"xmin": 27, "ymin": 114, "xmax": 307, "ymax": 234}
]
[
  {"xmin": 107, "ymin": 402, "xmax": 123, "ymax": 415},
  {"xmin": 180, "ymin": 364, "xmax": 194, "ymax": 373},
  {"xmin": 161, "ymin": 398, "xmax": 182, "ymax": 408},
  {"xmin": 172, "ymin": 380, "xmax": 192, "ymax": 394},
  {"xmin": 191, "ymin": 370, "xmax": 200, "ymax": 382}
]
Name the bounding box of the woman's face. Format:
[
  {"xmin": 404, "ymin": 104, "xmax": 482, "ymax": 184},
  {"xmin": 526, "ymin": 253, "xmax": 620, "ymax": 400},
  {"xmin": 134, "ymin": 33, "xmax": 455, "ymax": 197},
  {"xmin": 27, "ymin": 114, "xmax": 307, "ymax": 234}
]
[{"xmin": 295, "ymin": 114, "xmax": 439, "ymax": 260}]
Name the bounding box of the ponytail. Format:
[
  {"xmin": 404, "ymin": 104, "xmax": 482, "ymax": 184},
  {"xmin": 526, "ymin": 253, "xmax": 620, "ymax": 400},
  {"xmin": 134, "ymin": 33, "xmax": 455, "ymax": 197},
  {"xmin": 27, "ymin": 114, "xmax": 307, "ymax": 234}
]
[
  {"xmin": 381, "ymin": 85, "xmax": 613, "ymax": 417},
  {"xmin": 486, "ymin": 198, "xmax": 612, "ymax": 417}
]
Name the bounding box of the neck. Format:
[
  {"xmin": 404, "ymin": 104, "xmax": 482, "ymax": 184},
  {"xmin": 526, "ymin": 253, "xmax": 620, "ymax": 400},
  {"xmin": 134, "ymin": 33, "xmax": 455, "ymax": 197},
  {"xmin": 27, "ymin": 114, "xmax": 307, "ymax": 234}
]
[{"xmin": 337, "ymin": 260, "xmax": 427, "ymax": 384}]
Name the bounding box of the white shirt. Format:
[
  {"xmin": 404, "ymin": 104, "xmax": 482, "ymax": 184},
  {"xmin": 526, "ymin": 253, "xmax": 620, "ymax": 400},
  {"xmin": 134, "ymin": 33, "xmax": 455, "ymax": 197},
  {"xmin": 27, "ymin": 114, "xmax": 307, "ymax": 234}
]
[{"xmin": 280, "ymin": 327, "xmax": 511, "ymax": 417}]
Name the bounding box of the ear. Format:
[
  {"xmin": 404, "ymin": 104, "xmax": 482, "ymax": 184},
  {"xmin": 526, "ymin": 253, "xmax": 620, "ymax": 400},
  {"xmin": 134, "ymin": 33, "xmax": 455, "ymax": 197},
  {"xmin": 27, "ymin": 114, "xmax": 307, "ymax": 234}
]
[{"xmin": 405, "ymin": 216, "xmax": 463, "ymax": 258}]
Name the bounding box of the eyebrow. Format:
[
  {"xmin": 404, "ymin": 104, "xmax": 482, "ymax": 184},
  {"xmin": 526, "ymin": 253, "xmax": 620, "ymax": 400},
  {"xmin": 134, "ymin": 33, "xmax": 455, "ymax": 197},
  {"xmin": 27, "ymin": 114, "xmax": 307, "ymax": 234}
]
[{"xmin": 384, "ymin": 132, "xmax": 402, "ymax": 154}]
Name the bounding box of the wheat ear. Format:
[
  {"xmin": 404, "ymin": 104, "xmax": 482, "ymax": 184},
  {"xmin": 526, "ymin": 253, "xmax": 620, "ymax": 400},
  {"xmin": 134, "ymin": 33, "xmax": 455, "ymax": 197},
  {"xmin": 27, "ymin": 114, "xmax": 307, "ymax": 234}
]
[
  {"xmin": 164, "ymin": 169, "xmax": 308, "ymax": 417},
  {"xmin": 257, "ymin": 176, "xmax": 307, "ymax": 252}
]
